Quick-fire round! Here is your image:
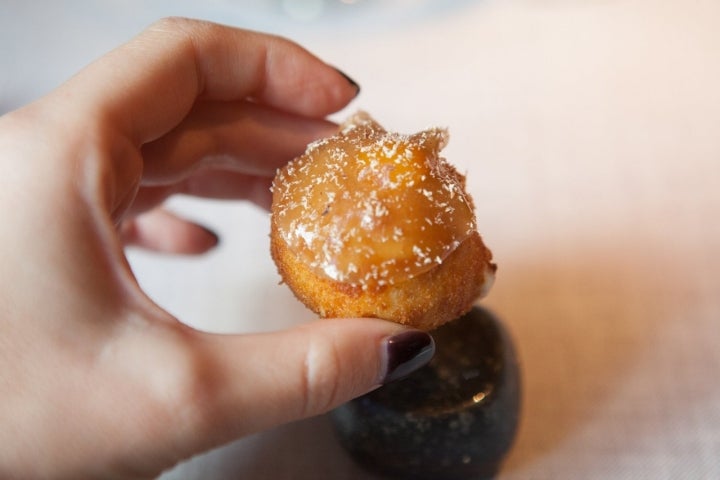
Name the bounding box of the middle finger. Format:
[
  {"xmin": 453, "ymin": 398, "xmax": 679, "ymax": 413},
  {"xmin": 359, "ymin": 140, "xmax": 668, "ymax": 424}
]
[{"xmin": 140, "ymin": 100, "xmax": 338, "ymax": 184}]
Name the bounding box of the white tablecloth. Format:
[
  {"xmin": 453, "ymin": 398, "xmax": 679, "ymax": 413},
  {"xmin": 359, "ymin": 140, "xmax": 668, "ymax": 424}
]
[{"xmin": 3, "ymin": 1, "xmax": 720, "ymax": 478}]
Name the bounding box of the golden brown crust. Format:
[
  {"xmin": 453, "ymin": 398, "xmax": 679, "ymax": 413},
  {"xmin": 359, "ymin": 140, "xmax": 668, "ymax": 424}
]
[
  {"xmin": 271, "ymin": 229, "xmax": 496, "ymax": 331},
  {"xmin": 269, "ymin": 111, "xmax": 496, "ymax": 330}
]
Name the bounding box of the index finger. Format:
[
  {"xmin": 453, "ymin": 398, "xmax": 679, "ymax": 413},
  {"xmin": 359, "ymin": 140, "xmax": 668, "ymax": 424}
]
[{"xmin": 53, "ymin": 17, "xmax": 359, "ymax": 145}]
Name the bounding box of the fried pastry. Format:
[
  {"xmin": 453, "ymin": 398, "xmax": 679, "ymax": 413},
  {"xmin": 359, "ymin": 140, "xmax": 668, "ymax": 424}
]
[{"xmin": 270, "ymin": 112, "xmax": 495, "ymax": 330}]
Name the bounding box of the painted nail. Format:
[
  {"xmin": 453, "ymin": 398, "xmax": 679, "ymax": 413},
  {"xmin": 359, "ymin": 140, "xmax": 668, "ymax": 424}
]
[
  {"xmin": 334, "ymin": 67, "xmax": 361, "ymax": 97},
  {"xmin": 332, "ymin": 307, "xmax": 521, "ymax": 480},
  {"xmin": 382, "ymin": 330, "xmax": 435, "ymax": 384}
]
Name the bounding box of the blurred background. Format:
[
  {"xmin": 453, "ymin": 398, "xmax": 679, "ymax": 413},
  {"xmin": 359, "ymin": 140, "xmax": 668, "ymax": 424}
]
[{"xmin": 2, "ymin": 1, "xmax": 720, "ymax": 478}]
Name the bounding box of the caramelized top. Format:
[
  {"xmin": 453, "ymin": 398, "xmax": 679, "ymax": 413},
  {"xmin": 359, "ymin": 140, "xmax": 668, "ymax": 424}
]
[{"xmin": 271, "ymin": 112, "xmax": 476, "ymax": 291}]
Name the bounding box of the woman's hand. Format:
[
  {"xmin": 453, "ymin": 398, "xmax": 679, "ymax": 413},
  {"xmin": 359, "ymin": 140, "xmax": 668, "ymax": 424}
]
[{"xmin": 0, "ymin": 18, "xmax": 433, "ymax": 479}]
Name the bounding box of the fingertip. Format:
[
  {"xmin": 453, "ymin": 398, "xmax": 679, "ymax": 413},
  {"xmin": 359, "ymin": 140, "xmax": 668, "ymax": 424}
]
[
  {"xmin": 121, "ymin": 209, "xmax": 220, "ymax": 255},
  {"xmin": 163, "ymin": 221, "xmax": 220, "ymax": 255},
  {"xmin": 196, "ymin": 225, "xmax": 221, "ymax": 250},
  {"xmin": 189, "ymin": 318, "xmax": 414, "ymax": 436},
  {"xmin": 319, "ymin": 65, "xmax": 361, "ymax": 116},
  {"xmin": 259, "ymin": 38, "xmax": 361, "ymax": 117},
  {"xmin": 331, "ymin": 66, "xmax": 361, "ymax": 98}
]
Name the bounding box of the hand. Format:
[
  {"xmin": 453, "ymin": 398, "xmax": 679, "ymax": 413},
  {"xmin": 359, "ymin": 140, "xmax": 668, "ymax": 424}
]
[{"xmin": 0, "ymin": 18, "xmax": 434, "ymax": 479}]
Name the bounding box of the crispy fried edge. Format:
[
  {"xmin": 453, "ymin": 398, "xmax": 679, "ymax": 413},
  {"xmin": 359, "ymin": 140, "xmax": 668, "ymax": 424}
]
[{"xmin": 270, "ymin": 227, "xmax": 496, "ymax": 331}]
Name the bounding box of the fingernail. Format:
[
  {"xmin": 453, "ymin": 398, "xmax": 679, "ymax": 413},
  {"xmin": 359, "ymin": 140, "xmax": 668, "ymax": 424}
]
[
  {"xmin": 334, "ymin": 67, "xmax": 361, "ymax": 97},
  {"xmin": 382, "ymin": 330, "xmax": 435, "ymax": 384}
]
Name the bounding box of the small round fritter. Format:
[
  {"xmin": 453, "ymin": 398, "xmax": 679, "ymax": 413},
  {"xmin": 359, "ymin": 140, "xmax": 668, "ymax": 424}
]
[{"xmin": 270, "ymin": 112, "xmax": 495, "ymax": 330}]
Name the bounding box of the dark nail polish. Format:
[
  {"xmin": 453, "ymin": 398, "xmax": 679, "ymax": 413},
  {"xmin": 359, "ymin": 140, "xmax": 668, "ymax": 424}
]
[
  {"xmin": 382, "ymin": 330, "xmax": 435, "ymax": 384},
  {"xmin": 332, "ymin": 307, "xmax": 521, "ymax": 480},
  {"xmin": 334, "ymin": 67, "xmax": 361, "ymax": 97}
]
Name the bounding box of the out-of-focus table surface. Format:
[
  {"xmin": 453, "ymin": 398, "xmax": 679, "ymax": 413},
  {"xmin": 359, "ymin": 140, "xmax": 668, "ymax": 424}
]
[{"xmin": 3, "ymin": 1, "xmax": 720, "ymax": 478}]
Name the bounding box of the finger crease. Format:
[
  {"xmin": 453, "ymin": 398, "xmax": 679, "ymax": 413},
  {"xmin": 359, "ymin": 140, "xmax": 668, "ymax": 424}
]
[{"xmin": 301, "ymin": 339, "xmax": 342, "ymax": 418}]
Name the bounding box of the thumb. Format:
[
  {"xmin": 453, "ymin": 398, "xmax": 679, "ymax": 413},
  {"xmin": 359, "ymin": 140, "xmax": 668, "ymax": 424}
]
[{"xmin": 175, "ymin": 318, "xmax": 434, "ymax": 454}]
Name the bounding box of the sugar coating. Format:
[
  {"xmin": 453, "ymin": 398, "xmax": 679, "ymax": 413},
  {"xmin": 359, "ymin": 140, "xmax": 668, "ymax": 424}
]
[{"xmin": 271, "ymin": 111, "xmax": 477, "ymax": 291}]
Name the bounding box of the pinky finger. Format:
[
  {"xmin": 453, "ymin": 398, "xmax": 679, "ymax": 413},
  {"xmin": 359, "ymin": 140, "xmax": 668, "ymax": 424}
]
[{"xmin": 120, "ymin": 208, "xmax": 219, "ymax": 255}]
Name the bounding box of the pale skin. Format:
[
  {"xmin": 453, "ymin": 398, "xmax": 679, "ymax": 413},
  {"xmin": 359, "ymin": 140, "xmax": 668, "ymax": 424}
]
[{"xmin": 0, "ymin": 18, "xmax": 427, "ymax": 479}]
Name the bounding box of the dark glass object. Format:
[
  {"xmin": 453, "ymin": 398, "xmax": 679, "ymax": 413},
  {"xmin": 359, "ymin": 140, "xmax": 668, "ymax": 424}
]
[{"xmin": 331, "ymin": 307, "xmax": 521, "ymax": 480}]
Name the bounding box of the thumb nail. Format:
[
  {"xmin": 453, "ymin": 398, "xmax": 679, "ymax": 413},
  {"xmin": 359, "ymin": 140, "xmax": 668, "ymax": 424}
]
[{"xmin": 381, "ymin": 330, "xmax": 435, "ymax": 384}]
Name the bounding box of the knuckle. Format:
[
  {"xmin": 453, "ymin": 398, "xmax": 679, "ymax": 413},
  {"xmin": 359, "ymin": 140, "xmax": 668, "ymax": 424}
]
[
  {"xmin": 145, "ymin": 17, "xmax": 208, "ymax": 47},
  {"xmin": 140, "ymin": 329, "xmax": 217, "ymax": 442},
  {"xmin": 149, "ymin": 16, "xmax": 194, "ymax": 33},
  {"xmin": 300, "ymin": 337, "xmax": 344, "ymax": 417}
]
